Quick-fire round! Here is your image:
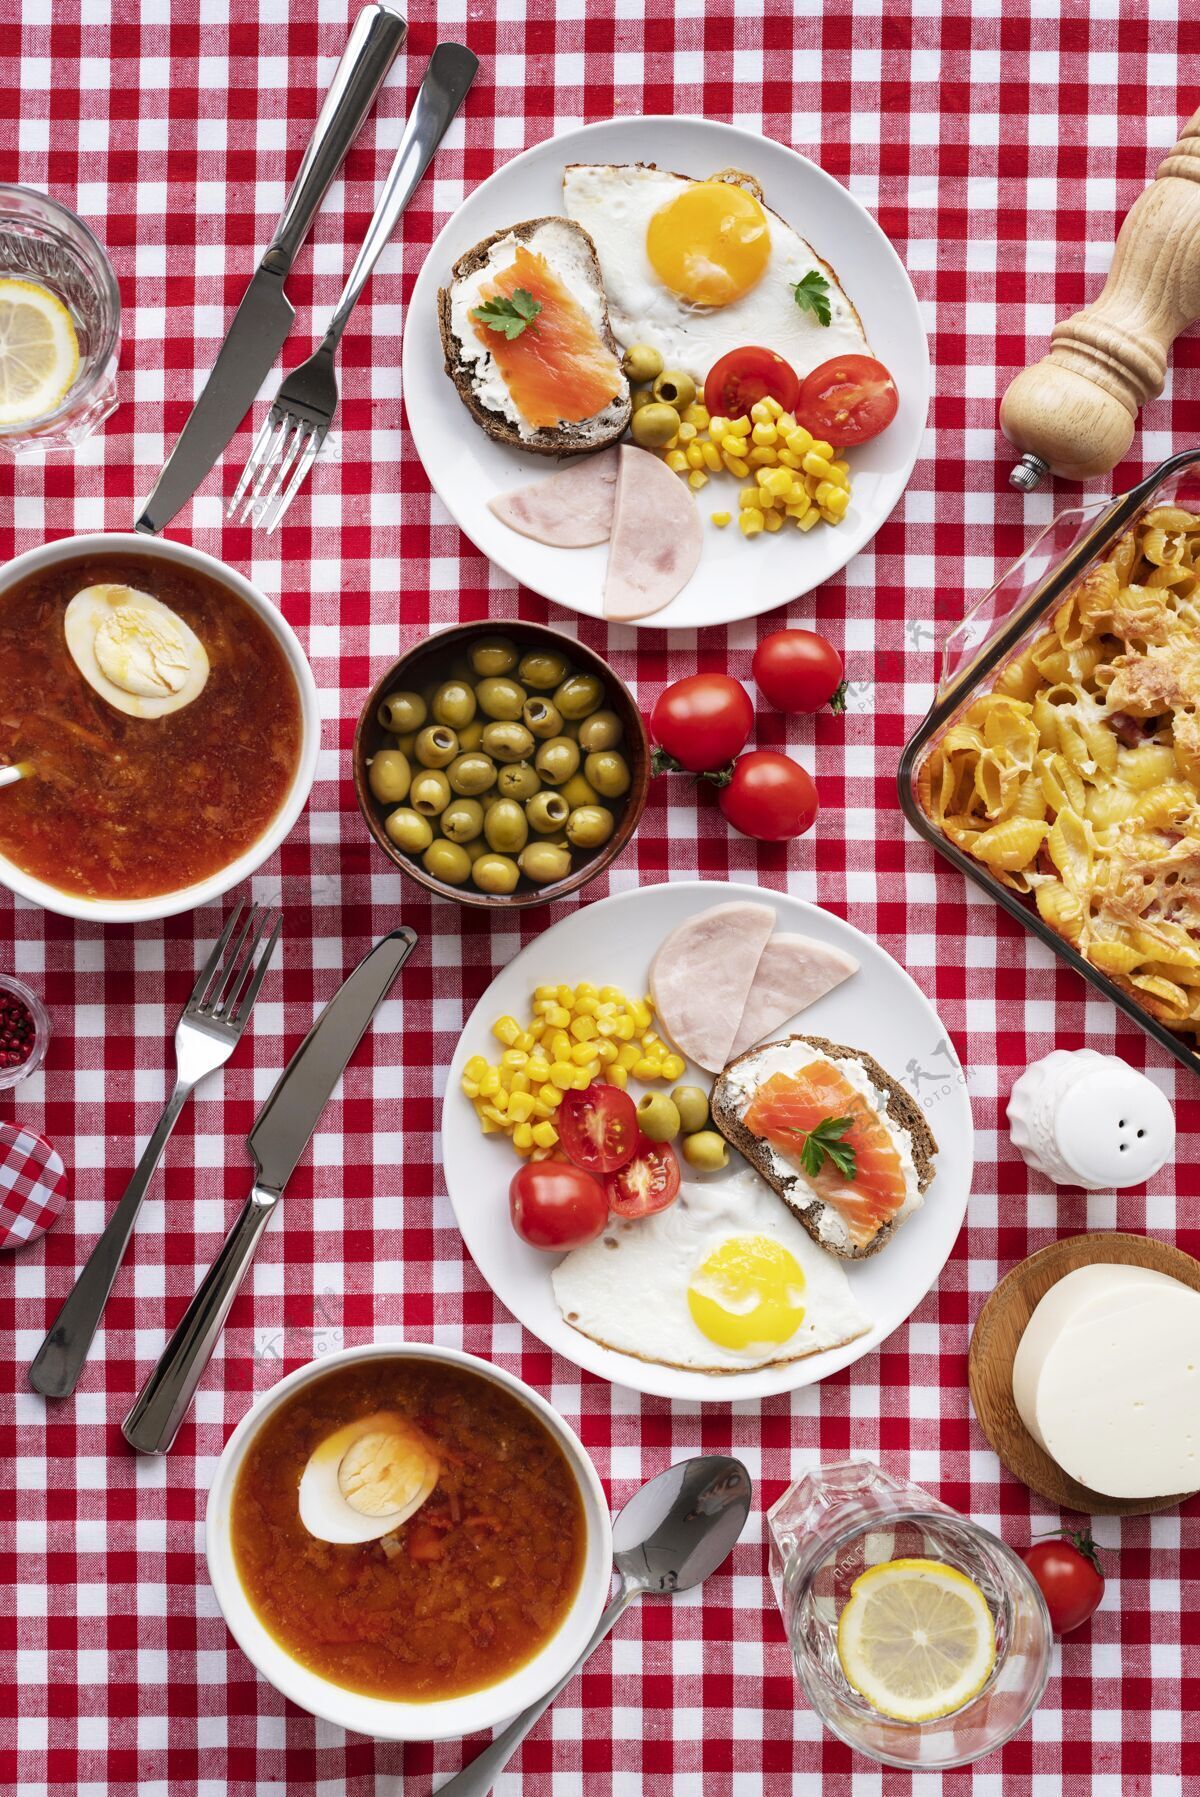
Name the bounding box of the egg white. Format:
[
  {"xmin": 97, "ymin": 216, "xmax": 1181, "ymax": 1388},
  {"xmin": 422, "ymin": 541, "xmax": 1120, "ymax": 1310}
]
[
  {"xmin": 562, "ymin": 164, "xmax": 870, "ymax": 385},
  {"xmin": 551, "ymin": 1167, "xmax": 870, "ymax": 1372},
  {"xmin": 64, "ymin": 584, "xmax": 209, "ymax": 720}
]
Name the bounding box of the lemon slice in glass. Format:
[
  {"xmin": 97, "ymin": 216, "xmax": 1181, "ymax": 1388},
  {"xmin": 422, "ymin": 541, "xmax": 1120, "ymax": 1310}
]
[
  {"xmin": 836, "ymin": 1557, "xmax": 997, "ymax": 1723},
  {"xmin": 0, "ymin": 278, "xmax": 80, "ymax": 426}
]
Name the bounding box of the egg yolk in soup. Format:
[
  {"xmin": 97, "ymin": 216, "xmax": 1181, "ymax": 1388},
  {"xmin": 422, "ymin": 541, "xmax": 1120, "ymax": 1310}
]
[{"xmin": 646, "ymin": 181, "xmax": 771, "ymax": 307}]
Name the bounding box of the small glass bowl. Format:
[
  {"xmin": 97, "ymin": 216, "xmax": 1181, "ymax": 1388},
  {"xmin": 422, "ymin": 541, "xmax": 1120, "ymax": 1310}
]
[{"xmin": 0, "ymin": 973, "xmax": 49, "ymax": 1091}]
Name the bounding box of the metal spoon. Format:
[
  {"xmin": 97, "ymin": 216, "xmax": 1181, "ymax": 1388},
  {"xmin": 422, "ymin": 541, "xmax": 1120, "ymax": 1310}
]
[{"xmin": 435, "ymin": 1454, "xmax": 753, "ymax": 1797}]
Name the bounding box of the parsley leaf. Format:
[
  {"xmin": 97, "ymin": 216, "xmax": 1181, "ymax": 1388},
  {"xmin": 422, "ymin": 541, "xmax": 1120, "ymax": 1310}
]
[
  {"xmin": 797, "ymin": 1114, "xmax": 858, "ymax": 1180},
  {"xmin": 792, "ymin": 270, "xmax": 832, "ymax": 327},
  {"xmin": 470, "ymin": 289, "xmax": 542, "ymax": 341}
]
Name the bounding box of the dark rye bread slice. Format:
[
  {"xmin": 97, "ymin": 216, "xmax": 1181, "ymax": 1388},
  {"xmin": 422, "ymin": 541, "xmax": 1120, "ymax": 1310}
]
[
  {"xmin": 437, "ymin": 218, "xmax": 631, "ymax": 457},
  {"xmin": 710, "ymin": 1034, "xmax": 938, "ymax": 1261}
]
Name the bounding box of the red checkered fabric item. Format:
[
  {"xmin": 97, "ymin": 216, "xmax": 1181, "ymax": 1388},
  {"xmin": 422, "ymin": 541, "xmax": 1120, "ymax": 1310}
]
[
  {"xmin": 1, "ymin": 3, "xmax": 1199, "ymax": 1794},
  {"xmin": 0, "ymin": 1122, "xmax": 65, "ymax": 1252}
]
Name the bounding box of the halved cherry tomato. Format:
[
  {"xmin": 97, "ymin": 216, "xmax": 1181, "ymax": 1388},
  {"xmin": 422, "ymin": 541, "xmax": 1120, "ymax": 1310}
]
[
  {"xmin": 509, "ymin": 1163, "xmax": 609, "ymax": 1251},
  {"xmin": 604, "ymin": 1135, "xmax": 681, "ymax": 1218},
  {"xmin": 558, "ymin": 1082, "xmax": 639, "ymax": 1173},
  {"xmin": 704, "ymin": 346, "xmax": 801, "ymax": 421},
  {"xmin": 650, "ymin": 674, "xmax": 754, "ymax": 775},
  {"xmin": 752, "ymin": 629, "xmax": 847, "ymax": 715},
  {"xmin": 718, "ymin": 751, "xmax": 819, "ymax": 842},
  {"xmin": 793, "ymin": 353, "xmax": 898, "ymax": 447}
]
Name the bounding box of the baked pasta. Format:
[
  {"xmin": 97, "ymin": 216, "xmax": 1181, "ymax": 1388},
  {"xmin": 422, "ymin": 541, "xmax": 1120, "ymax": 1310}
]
[{"xmin": 917, "ymin": 505, "xmax": 1200, "ymax": 1036}]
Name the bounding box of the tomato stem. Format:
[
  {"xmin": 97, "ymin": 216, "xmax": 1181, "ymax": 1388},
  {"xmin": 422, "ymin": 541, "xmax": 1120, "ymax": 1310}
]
[{"xmin": 1031, "ymin": 1527, "xmax": 1104, "ymax": 1576}]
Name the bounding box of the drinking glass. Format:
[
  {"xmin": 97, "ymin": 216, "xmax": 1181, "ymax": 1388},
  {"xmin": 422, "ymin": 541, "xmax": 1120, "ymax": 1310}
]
[
  {"xmin": 767, "ymin": 1460, "xmax": 1053, "ymax": 1770},
  {"xmin": 0, "ymin": 184, "xmax": 120, "ymax": 457}
]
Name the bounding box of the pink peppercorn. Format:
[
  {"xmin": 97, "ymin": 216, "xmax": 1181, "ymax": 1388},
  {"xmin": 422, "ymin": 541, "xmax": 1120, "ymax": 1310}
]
[{"xmin": 0, "ymin": 992, "xmax": 36, "ymax": 1069}]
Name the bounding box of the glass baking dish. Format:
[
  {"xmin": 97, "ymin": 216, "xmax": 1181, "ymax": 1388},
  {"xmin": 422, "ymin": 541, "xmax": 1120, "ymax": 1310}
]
[{"xmin": 898, "ymin": 446, "xmax": 1200, "ymax": 1080}]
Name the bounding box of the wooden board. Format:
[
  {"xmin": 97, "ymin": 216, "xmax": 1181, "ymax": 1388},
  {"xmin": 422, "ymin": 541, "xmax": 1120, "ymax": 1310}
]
[{"xmin": 968, "ymin": 1231, "xmax": 1200, "ymax": 1517}]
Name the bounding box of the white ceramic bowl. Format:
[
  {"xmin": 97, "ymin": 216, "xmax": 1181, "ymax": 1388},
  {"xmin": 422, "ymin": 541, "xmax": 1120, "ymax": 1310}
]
[
  {"xmin": 205, "ymin": 1342, "xmax": 614, "ymax": 1742},
  {"xmin": 0, "ymin": 533, "xmax": 319, "ymax": 924}
]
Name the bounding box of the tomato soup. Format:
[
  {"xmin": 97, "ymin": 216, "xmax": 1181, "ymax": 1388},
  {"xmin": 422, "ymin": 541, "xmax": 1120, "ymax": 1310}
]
[
  {"xmin": 230, "ymin": 1359, "xmax": 588, "ymax": 1703},
  {"xmin": 0, "ymin": 551, "xmax": 301, "ymax": 900}
]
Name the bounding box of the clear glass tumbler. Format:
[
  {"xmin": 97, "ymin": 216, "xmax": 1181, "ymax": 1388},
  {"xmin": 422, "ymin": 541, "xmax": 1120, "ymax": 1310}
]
[
  {"xmin": 0, "ymin": 183, "xmax": 120, "ymax": 457},
  {"xmin": 767, "ymin": 1460, "xmax": 1053, "ymax": 1770}
]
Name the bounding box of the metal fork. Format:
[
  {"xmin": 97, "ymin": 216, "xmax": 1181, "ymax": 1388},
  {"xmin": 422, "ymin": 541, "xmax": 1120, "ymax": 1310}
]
[
  {"xmin": 226, "ymin": 41, "xmax": 478, "ymax": 534},
  {"xmin": 28, "ymin": 900, "xmax": 283, "ymax": 1400}
]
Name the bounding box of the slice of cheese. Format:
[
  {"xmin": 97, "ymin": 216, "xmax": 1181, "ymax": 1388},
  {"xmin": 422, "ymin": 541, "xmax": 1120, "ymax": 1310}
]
[{"xmin": 1012, "ymin": 1263, "xmax": 1200, "ymax": 1499}]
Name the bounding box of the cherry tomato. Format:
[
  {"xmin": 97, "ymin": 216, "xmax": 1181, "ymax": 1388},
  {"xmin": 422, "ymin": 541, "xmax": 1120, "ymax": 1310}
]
[
  {"xmin": 794, "ymin": 353, "xmax": 898, "ymax": 447},
  {"xmin": 1022, "ymin": 1532, "xmax": 1105, "ymax": 1635},
  {"xmin": 718, "ymin": 751, "xmax": 819, "ymax": 842},
  {"xmin": 558, "ymin": 1082, "xmax": 639, "ymax": 1174},
  {"xmin": 604, "ymin": 1135, "xmax": 681, "ymax": 1218},
  {"xmin": 704, "ymin": 346, "xmax": 801, "ymax": 421},
  {"xmin": 509, "ymin": 1162, "xmax": 609, "ymax": 1252},
  {"xmin": 753, "ymin": 629, "xmax": 847, "ymax": 715},
  {"xmin": 650, "ymin": 674, "xmax": 754, "ymax": 775}
]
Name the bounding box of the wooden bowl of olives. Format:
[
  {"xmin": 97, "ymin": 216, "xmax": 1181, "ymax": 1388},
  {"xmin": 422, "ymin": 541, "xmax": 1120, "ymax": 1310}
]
[{"xmin": 353, "ymin": 621, "xmax": 650, "ymax": 908}]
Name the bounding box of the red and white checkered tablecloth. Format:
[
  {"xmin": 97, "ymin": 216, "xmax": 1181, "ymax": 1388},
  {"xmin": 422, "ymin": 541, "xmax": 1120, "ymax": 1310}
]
[{"xmin": 2, "ymin": 2, "xmax": 1198, "ymax": 1792}]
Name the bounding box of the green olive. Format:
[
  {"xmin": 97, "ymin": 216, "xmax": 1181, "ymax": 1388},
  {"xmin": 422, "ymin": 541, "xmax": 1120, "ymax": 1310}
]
[
  {"xmin": 560, "ymin": 772, "xmax": 599, "ymax": 811},
  {"xmin": 447, "ymin": 752, "xmax": 497, "ymax": 797},
  {"xmin": 577, "ymin": 709, "xmax": 624, "ymax": 753},
  {"xmin": 518, "ymin": 649, "xmax": 569, "ymax": 691},
  {"xmin": 414, "ymin": 725, "xmax": 459, "ymax": 769},
  {"xmin": 526, "ymin": 790, "xmax": 570, "ymax": 834},
  {"xmin": 636, "ymin": 1092, "xmax": 680, "ymax": 1143},
  {"xmin": 431, "ymin": 680, "xmax": 477, "ymax": 730},
  {"xmin": 629, "ymin": 401, "xmax": 682, "ymax": 449},
  {"xmin": 456, "ymin": 719, "xmax": 485, "ymax": 752},
  {"xmin": 554, "ymin": 674, "xmax": 603, "ymax": 720},
  {"xmin": 422, "ymin": 839, "xmax": 471, "ymax": 886},
  {"xmin": 464, "ymin": 835, "xmax": 490, "ymax": 865},
  {"xmin": 681, "ymin": 1130, "xmax": 728, "ymax": 1172},
  {"xmin": 519, "ymin": 841, "xmax": 573, "ymax": 885},
  {"xmin": 653, "ymin": 369, "xmax": 697, "ymax": 411},
  {"xmin": 393, "ymin": 729, "xmax": 418, "ymax": 758},
  {"xmin": 472, "ymin": 853, "xmax": 521, "ymax": 895},
  {"xmin": 622, "ymin": 343, "xmax": 665, "ymax": 384},
  {"xmin": 672, "ymin": 1086, "xmax": 710, "ymax": 1135},
  {"xmin": 475, "ymin": 676, "xmax": 527, "ymax": 721},
  {"xmin": 441, "ymin": 798, "xmax": 485, "ymax": 843},
  {"xmin": 535, "ymin": 735, "xmax": 581, "ymax": 786},
  {"xmin": 481, "ymin": 721, "xmax": 535, "ymax": 764},
  {"xmin": 630, "ymin": 387, "xmax": 655, "ymax": 414},
  {"xmin": 409, "ymin": 769, "xmax": 451, "ymax": 816},
  {"xmin": 469, "ymin": 635, "xmax": 519, "ymax": 678},
  {"xmin": 497, "ymin": 761, "xmax": 540, "ymax": 802},
  {"xmin": 585, "ymin": 750, "xmax": 631, "ymax": 799},
  {"xmin": 522, "ymin": 696, "xmax": 563, "ymax": 740},
  {"xmin": 378, "ymin": 690, "xmax": 426, "ymax": 734},
  {"xmin": 565, "ymin": 804, "xmax": 615, "ymax": 850},
  {"xmin": 484, "ymin": 798, "xmax": 529, "ymax": 854},
  {"xmin": 384, "ymin": 806, "xmax": 433, "ymax": 855},
  {"xmin": 368, "ymin": 748, "xmax": 411, "ymax": 804}
]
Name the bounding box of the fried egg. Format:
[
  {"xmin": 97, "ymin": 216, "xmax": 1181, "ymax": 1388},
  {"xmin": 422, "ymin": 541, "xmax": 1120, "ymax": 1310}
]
[
  {"xmin": 562, "ymin": 163, "xmax": 870, "ymax": 384},
  {"xmin": 297, "ymin": 1411, "xmax": 440, "ymax": 1544},
  {"xmin": 64, "ymin": 584, "xmax": 209, "ymax": 719},
  {"xmin": 551, "ymin": 1167, "xmax": 870, "ymax": 1373}
]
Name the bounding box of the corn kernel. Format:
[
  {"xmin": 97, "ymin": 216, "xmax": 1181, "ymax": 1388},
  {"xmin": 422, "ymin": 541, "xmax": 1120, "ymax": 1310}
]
[
  {"xmin": 476, "ymin": 1110, "xmax": 500, "ymax": 1134},
  {"xmin": 708, "ymin": 414, "xmax": 729, "ymax": 435},
  {"xmin": 478, "ymin": 1068, "xmax": 501, "ymax": 1097},
  {"xmin": 511, "ymin": 1122, "xmax": 534, "ymax": 1152},
  {"xmin": 762, "ymin": 466, "xmax": 792, "ymax": 497},
  {"xmin": 665, "ymin": 449, "xmax": 689, "ymax": 474},
  {"xmin": 685, "ymin": 443, "xmax": 705, "ymax": 470},
  {"xmin": 532, "ymin": 1121, "xmax": 559, "ymax": 1149},
  {"xmin": 740, "ymin": 509, "xmax": 765, "ymax": 537},
  {"xmin": 507, "ymin": 1091, "xmax": 535, "ymax": 1124},
  {"xmin": 498, "ymin": 1067, "xmax": 515, "ymax": 1091},
  {"xmin": 711, "ymin": 510, "xmax": 731, "ymax": 528},
  {"xmin": 832, "ymin": 458, "xmax": 850, "ymax": 478},
  {"xmin": 774, "ymin": 447, "xmax": 800, "ymax": 470},
  {"xmin": 824, "ymin": 487, "xmax": 849, "ymax": 518},
  {"xmin": 687, "ymin": 469, "xmax": 708, "ymax": 490},
  {"xmin": 510, "ymin": 1071, "xmax": 531, "ymax": 1094},
  {"xmin": 751, "ymin": 421, "xmax": 778, "ymax": 446},
  {"xmin": 461, "ymin": 1077, "xmax": 480, "ymax": 1098},
  {"xmin": 570, "ymin": 1041, "xmax": 596, "ymax": 1066},
  {"xmin": 465, "ymin": 1054, "xmax": 488, "ymax": 1082},
  {"xmin": 532, "ymin": 1098, "xmax": 553, "ymax": 1119},
  {"xmin": 739, "ymin": 485, "xmax": 761, "ymax": 508},
  {"xmin": 481, "ymin": 1103, "xmax": 508, "ymax": 1127},
  {"xmin": 747, "ymin": 446, "xmax": 776, "ymax": 467},
  {"xmin": 727, "ymin": 413, "xmax": 752, "ymax": 436},
  {"xmin": 755, "ymin": 486, "xmax": 775, "ymax": 512},
  {"xmin": 613, "ymin": 1015, "xmax": 635, "ymax": 1040},
  {"xmin": 593, "ymin": 1037, "xmax": 618, "ymax": 1063},
  {"xmin": 797, "ymin": 508, "xmax": 820, "ymax": 531},
  {"xmin": 764, "ymin": 508, "xmax": 784, "ymax": 531},
  {"xmin": 534, "ymin": 985, "xmax": 557, "ymax": 1002},
  {"xmin": 493, "ymin": 1015, "xmax": 522, "ymax": 1047},
  {"xmin": 764, "ymin": 394, "xmax": 783, "ymax": 419},
  {"xmin": 676, "ymin": 421, "xmax": 698, "ymax": 443},
  {"xmin": 617, "ymin": 1043, "xmax": 642, "ymax": 1071},
  {"xmin": 545, "ymin": 1005, "xmax": 570, "ymax": 1029},
  {"xmin": 810, "ymin": 438, "xmax": 834, "ymax": 459},
  {"xmin": 660, "ymin": 1053, "xmax": 686, "ymax": 1080},
  {"xmin": 777, "ymin": 412, "xmax": 797, "ymax": 433},
  {"xmin": 569, "ymin": 1016, "xmax": 598, "ymax": 1042},
  {"xmin": 550, "ymin": 1062, "xmax": 576, "ymax": 1089},
  {"xmin": 723, "ymin": 454, "xmax": 751, "ymax": 478},
  {"xmin": 574, "ymin": 996, "xmax": 599, "ymax": 1018},
  {"xmin": 750, "ymin": 399, "xmax": 773, "ymax": 424},
  {"xmin": 633, "ymin": 1056, "xmax": 662, "ymax": 1079},
  {"xmin": 785, "ymin": 426, "xmax": 814, "ymax": 456},
  {"xmin": 539, "ymin": 1082, "xmax": 565, "ymax": 1108},
  {"xmin": 700, "ymin": 440, "xmax": 722, "ymax": 472},
  {"xmin": 556, "ymin": 984, "xmax": 574, "ymax": 1006},
  {"xmin": 605, "ymin": 1063, "xmax": 629, "ymax": 1088},
  {"xmin": 527, "ymin": 1058, "xmax": 550, "ymax": 1083},
  {"xmin": 631, "ymin": 999, "xmax": 652, "ymax": 1030},
  {"xmin": 500, "ymin": 1048, "xmax": 528, "ymax": 1070},
  {"xmin": 663, "ymin": 432, "xmax": 679, "ymax": 452},
  {"xmin": 571, "ymin": 1067, "xmax": 590, "ymax": 1089},
  {"xmin": 549, "ymin": 1030, "xmax": 572, "ymax": 1063}
]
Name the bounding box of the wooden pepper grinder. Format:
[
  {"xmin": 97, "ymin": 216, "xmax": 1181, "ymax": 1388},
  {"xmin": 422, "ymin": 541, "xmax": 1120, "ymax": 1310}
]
[{"xmin": 1001, "ymin": 108, "xmax": 1200, "ymax": 489}]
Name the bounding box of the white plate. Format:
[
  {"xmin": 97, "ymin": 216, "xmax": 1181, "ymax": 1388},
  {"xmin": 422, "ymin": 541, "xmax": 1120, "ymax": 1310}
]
[
  {"xmin": 442, "ymin": 881, "xmax": 973, "ymax": 1402},
  {"xmin": 404, "ymin": 117, "xmax": 929, "ymax": 632}
]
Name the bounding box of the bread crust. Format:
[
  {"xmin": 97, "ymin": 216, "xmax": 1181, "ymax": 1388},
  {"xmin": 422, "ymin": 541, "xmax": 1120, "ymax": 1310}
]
[
  {"xmin": 710, "ymin": 1034, "xmax": 938, "ymax": 1261},
  {"xmin": 437, "ymin": 218, "xmax": 631, "ymax": 457}
]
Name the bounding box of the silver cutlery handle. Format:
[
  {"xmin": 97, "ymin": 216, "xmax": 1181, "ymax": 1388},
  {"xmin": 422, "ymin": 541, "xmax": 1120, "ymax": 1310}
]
[
  {"xmin": 264, "ymin": 2, "xmax": 408, "ymax": 276},
  {"xmin": 322, "ymin": 41, "xmax": 478, "ymax": 346},
  {"xmin": 122, "ymin": 1184, "xmax": 278, "ymax": 1456},
  {"xmin": 29, "ymin": 1078, "xmax": 195, "ymax": 1400},
  {"xmin": 433, "ymin": 1587, "xmax": 638, "ymax": 1797}
]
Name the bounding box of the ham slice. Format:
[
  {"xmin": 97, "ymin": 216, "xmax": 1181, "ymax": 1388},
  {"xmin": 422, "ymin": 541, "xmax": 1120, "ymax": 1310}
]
[
  {"xmin": 488, "ymin": 447, "xmax": 621, "ymax": 547},
  {"xmin": 649, "ymin": 902, "xmax": 776, "ymax": 1073},
  {"xmin": 603, "ymin": 445, "xmax": 703, "ymax": 621},
  {"xmin": 727, "ymin": 934, "xmax": 860, "ymax": 1062}
]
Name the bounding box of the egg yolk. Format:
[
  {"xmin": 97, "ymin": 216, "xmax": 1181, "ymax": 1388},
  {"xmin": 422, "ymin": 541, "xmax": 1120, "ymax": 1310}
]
[
  {"xmin": 646, "ymin": 182, "xmax": 771, "ymax": 307},
  {"xmin": 686, "ymin": 1234, "xmax": 806, "ymax": 1350}
]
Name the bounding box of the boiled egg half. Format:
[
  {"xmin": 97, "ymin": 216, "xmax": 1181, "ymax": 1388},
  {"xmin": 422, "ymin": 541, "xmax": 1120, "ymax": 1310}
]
[
  {"xmin": 64, "ymin": 583, "xmax": 209, "ymax": 719},
  {"xmin": 297, "ymin": 1411, "xmax": 440, "ymax": 1545}
]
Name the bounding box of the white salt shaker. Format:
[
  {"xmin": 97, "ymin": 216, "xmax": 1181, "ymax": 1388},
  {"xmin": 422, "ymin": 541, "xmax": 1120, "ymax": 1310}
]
[{"xmin": 1007, "ymin": 1048, "xmax": 1175, "ymax": 1189}]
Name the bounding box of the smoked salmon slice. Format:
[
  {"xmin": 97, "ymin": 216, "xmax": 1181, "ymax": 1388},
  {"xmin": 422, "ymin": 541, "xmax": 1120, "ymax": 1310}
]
[
  {"xmin": 742, "ymin": 1061, "xmax": 906, "ymax": 1250},
  {"xmin": 471, "ymin": 244, "xmax": 623, "ymax": 430}
]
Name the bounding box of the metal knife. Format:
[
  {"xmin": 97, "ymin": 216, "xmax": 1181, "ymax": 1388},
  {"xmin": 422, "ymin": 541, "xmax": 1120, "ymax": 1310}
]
[
  {"xmin": 122, "ymin": 926, "xmax": 417, "ymax": 1456},
  {"xmin": 134, "ymin": 2, "xmax": 408, "ymax": 536}
]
